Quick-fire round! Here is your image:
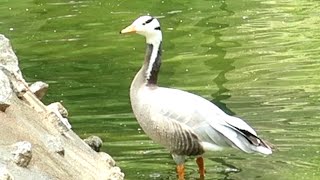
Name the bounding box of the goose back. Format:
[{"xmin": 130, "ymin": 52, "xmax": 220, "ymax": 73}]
[{"xmin": 130, "ymin": 84, "xmax": 271, "ymax": 155}]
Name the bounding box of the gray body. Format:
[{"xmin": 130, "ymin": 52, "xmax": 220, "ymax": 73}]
[
  {"xmin": 129, "ymin": 44, "xmax": 271, "ymax": 164},
  {"xmin": 122, "ymin": 16, "xmax": 272, "ymax": 166}
]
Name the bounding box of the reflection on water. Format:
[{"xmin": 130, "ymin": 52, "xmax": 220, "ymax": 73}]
[
  {"xmin": 196, "ymin": 0, "xmax": 237, "ymax": 116},
  {"xmin": 1, "ymin": 0, "xmax": 320, "ymax": 179}
]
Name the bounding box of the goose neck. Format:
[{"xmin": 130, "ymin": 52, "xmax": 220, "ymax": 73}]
[{"xmin": 144, "ymin": 41, "xmax": 162, "ymax": 85}]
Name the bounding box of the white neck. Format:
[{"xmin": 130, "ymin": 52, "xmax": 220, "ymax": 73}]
[
  {"xmin": 145, "ymin": 33, "xmax": 162, "ymax": 81},
  {"xmin": 146, "ymin": 32, "xmax": 162, "ymax": 44}
]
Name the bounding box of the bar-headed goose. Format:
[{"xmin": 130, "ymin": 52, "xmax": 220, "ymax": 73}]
[{"xmin": 120, "ymin": 16, "xmax": 272, "ymax": 180}]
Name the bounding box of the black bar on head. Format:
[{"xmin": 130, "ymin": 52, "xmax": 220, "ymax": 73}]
[
  {"xmin": 145, "ymin": 17, "xmax": 154, "ymax": 24},
  {"xmin": 154, "ymin": 27, "xmax": 161, "ymax": 30}
]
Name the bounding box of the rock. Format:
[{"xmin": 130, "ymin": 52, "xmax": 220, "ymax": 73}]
[
  {"xmin": 98, "ymin": 152, "xmax": 125, "ymax": 180},
  {"xmin": 20, "ymin": 91, "xmax": 47, "ymax": 112},
  {"xmin": 29, "ymin": 81, "xmax": 48, "ymax": 100},
  {"xmin": 0, "ymin": 35, "xmax": 26, "ymax": 95},
  {"xmin": 47, "ymin": 102, "xmax": 68, "ymax": 118},
  {"xmin": 0, "ymin": 166, "xmax": 14, "ymax": 180},
  {"xmin": 47, "ymin": 112, "xmax": 71, "ymax": 133},
  {"xmin": 47, "ymin": 102, "xmax": 71, "ymax": 131},
  {"xmin": 0, "ymin": 102, "xmax": 10, "ymax": 112},
  {"xmin": 20, "ymin": 91, "xmax": 44, "ymax": 112},
  {"xmin": 84, "ymin": 136, "xmax": 103, "ymax": 152},
  {"xmin": 11, "ymin": 141, "xmax": 32, "ymax": 167},
  {"xmin": 99, "ymin": 152, "xmax": 115, "ymax": 167},
  {"xmin": 46, "ymin": 136, "xmax": 64, "ymax": 156},
  {"xmin": 109, "ymin": 166, "xmax": 124, "ymax": 180},
  {"xmin": 0, "ymin": 70, "xmax": 13, "ymax": 108},
  {"xmin": 0, "ymin": 34, "xmax": 124, "ymax": 179},
  {"xmin": 0, "ymin": 35, "xmax": 22, "ymax": 78}
]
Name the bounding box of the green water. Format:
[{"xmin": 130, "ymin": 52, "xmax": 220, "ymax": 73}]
[{"xmin": 2, "ymin": 0, "xmax": 320, "ymax": 179}]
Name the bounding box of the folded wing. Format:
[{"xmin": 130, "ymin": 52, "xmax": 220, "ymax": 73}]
[{"xmin": 148, "ymin": 87, "xmax": 272, "ymax": 155}]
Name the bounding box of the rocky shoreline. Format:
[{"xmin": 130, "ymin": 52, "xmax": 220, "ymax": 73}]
[{"xmin": 0, "ymin": 34, "xmax": 124, "ymax": 180}]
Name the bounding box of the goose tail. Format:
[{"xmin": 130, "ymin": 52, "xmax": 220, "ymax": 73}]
[
  {"xmin": 207, "ymin": 117, "xmax": 272, "ymax": 155},
  {"xmin": 231, "ymin": 126, "xmax": 273, "ymax": 155},
  {"xmin": 225, "ymin": 118, "xmax": 272, "ymax": 155}
]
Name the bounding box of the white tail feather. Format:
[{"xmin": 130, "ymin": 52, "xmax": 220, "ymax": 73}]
[{"xmin": 207, "ymin": 121, "xmax": 272, "ymax": 155}]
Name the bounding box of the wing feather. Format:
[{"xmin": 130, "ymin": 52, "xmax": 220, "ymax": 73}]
[{"xmin": 144, "ymin": 86, "xmax": 271, "ymax": 155}]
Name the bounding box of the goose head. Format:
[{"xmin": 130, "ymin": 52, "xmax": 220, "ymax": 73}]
[{"xmin": 120, "ymin": 16, "xmax": 162, "ymax": 44}]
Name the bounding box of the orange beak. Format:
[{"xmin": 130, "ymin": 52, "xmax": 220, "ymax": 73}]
[{"xmin": 120, "ymin": 24, "xmax": 136, "ymax": 34}]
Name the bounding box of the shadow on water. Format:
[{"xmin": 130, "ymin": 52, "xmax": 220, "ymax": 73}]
[
  {"xmin": 209, "ymin": 157, "xmax": 241, "ymax": 180},
  {"xmin": 195, "ymin": 2, "xmax": 246, "ymax": 179},
  {"xmin": 195, "ymin": 0, "xmax": 238, "ymax": 116},
  {"xmin": 208, "ymin": 30, "xmax": 236, "ymax": 116},
  {"xmin": 214, "ymin": 0, "xmax": 235, "ymax": 16}
]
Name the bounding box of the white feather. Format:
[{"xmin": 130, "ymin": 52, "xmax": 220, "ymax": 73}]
[
  {"xmin": 139, "ymin": 86, "xmax": 272, "ymax": 155},
  {"xmin": 145, "ymin": 43, "xmax": 160, "ymax": 79}
]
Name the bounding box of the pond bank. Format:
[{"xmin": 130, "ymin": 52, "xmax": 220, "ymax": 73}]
[{"xmin": 0, "ymin": 34, "xmax": 124, "ymax": 180}]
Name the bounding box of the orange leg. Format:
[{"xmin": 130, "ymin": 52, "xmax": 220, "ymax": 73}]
[
  {"xmin": 176, "ymin": 164, "xmax": 185, "ymax": 180},
  {"xmin": 196, "ymin": 157, "xmax": 205, "ymax": 179}
]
